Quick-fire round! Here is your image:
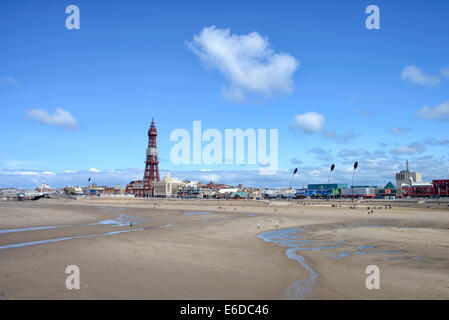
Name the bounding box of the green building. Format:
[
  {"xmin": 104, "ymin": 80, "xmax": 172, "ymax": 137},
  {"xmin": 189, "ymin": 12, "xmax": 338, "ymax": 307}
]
[
  {"xmin": 307, "ymin": 183, "xmax": 348, "ymax": 196},
  {"xmin": 375, "ymin": 181, "xmax": 397, "ymax": 198}
]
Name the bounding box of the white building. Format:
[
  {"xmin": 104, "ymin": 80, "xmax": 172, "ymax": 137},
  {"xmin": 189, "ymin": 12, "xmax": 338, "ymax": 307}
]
[
  {"xmin": 218, "ymin": 188, "xmax": 240, "ymax": 194},
  {"xmin": 36, "ymin": 184, "xmax": 51, "ymax": 193},
  {"xmin": 153, "ymin": 172, "xmax": 185, "ymax": 197},
  {"xmin": 395, "ymin": 161, "xmax": 422, "ymax": 192}
]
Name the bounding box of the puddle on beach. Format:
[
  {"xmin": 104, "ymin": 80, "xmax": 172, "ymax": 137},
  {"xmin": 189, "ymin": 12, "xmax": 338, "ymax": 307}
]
[
  {"xmin": 0, "ymin": 213, "xmax": 148, "ymax": 251},
  {"xmin": 183, "ymin": 211, "xmax": 215, "ymax": 215},
  {"xmin": 381, "ymin": 256, "xmax": 426, "ymax": 261},
  {"xmin": 347, "ymin": 224, "xmax": 412, "ymax": 229},
  {"xmin": 0, "ymin": 214, "xmax": 146, "ymax": 235},
  {"xmin": 257, "ymin": 225, "xmax": 414, "ymax": 299},
  {"xmin": 257, "ymin": 228, "xmax": 319, "ymax": 299},
  {"xmin": 89, "ymin": 213, "xmax": 148, "ymax": 227},
  {"xmin": 202, "ymin": 217, "xmax": 238, "ymax": 223},
  {"xmin": 0, "ymin": 225, "xmax": 73, "ymax": 234},
  {"xmin": 0, "ymin": 228, "xmax": 144, "ymax": 251},
  {"xmin": 156, "ymin": 223, "xmax": 180, "ymax": 229}
]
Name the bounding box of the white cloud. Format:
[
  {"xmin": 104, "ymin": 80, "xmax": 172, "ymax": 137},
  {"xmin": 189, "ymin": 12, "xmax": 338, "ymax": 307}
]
[
  {"xmin": 89, "ymin": 168, "xmax": 100, "ymax": 173},
  {"xmin": 27, "ymin": 108, "xmax": 78, "ymax": 130},
  {"xmin": 200, "ymin": 174, "xmax": 218, "ymax": 182},
  {"xmin": 43, "ymin": 171, "xmax": 56, "ymax": 175},
  {"xmin": 187, "ymin": 26, "xmax": 299, "ymax": 101},
  {"xmin": 3, "ymin": 170, "xmax": 39, "ymax": 176},
  {"xmin": 401, "ymin": 65, "xmax": 440, "ymax": 87},
  {"xmin": 441, "ymin": 66, "xmax": 449, "ymax": 78},
  {"xmin": 290, "ymin": 112, "xmax": 324, "ymax": 133},
  {"xmin": 390, "ymin": 142, "xmax": 426, "ymax": 156},
  {"xmin": 290, "ymin": 112, "xmax": 356, "ymax": 144},
  {"xmin": 390, "ymin": 127, "xmax": 410, "ymax": 135},
  {"xmin": 415, "ymin": 101, "xmax": 449, "ymax": 121}
]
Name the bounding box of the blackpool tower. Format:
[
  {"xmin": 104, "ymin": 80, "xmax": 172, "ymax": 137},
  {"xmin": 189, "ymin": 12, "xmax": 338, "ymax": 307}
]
[
  {"xmin": 142, "ymin": 118, "xmax": 160, "ymax": 195},
  {"xmin": 126, "ymin": 118, "xmax": 160, "ymax": 197},
  {"xmin": 144, "ymin": 118, "xmax": 160, "ymax": 180}
]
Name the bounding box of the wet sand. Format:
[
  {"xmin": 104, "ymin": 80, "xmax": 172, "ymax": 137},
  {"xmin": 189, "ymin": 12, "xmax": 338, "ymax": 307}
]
[{"xmin": 0, "ymin": 198, "xmax": 448, "ymax": 299}]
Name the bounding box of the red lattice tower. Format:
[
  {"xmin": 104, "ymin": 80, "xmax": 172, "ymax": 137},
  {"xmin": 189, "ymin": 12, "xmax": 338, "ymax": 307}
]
[{"xmin": 143, "ymin": 118, "xmax": 160, "ymax": 195}]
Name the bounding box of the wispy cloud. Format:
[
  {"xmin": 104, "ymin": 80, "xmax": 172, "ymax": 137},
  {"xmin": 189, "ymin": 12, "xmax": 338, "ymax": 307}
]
[
  {"xmin": 424, "ymin": 137, "xmax": 449, "ymax": 146},
  {"xmin": 338, "ymin": 148, "xmax": 371, "ymax": 158},
  {"xmin": 290, "ymin": 112, "xmax": 356, "ymax": 144},
  {"xmin": 290, "ymin": 158, "xmax": 303, "ymax": 165},
  {"xmin": 441, "ymin": 66, "xmax": 449, "ymax": 78},
  {"xmin": 26, "ymin": 108, "xmax": 79, "ymax": 131},
  {"xmin": 322, "ymin": 130, "xmax": 357, "ymax": 144},
  {"xmin": 415, "ymin": 101, "xmax": 449, "ymax": 121},
  {"xmin": 0, "ymin": 76, "xmax": 17, "ymax": 85},
  {"xmin": 390, "ymin": 127, "xmax": 410, "ymax": 135},
  {"xmin": 3, "ymin": 170, "xmax": 39, "ymax": 176},
  {"xmin": 401, "ymin": 65, "xmax": 440, "ymax": 87},
  {"xmin": 2, "ymin": 160, "xmax": 47, "ymax": 168},
  {"xmin": 390, "ymin": 142, "xmax": 426, "ymax": 156},
  {"xmin": 307, "ymin": 147, "xmax": 332, "ymax": 161},
  {"xmin": 187, "ymin": 26, "xmax": 299, "ymax": 102}
]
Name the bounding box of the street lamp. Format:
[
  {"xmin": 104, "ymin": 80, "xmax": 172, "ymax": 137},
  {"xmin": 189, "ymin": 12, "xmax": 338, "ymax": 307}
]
[
  {"xmin": 328, "ymin": 164, "xmax": 335, "ymax": 198},
  {"xmin": 289, "ymin": 168, "xmax": 298, "ymax": 189},
  {"xmin": 351, "ymin": 161, "xmax": 358, "ymax": 201},
  {"xmin": 289, "ymin": 168, "xmax": 298, "ymax": 203}
]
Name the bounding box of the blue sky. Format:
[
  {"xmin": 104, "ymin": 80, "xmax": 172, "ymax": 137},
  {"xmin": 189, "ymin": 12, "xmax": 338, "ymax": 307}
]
[{"xmin": 1, "ymin": 0, "xmax": 448, "ymax": 188}]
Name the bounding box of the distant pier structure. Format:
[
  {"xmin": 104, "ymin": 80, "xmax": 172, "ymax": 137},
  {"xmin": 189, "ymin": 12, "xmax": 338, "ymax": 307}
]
[{"xmin": 126, "ymin": 118, "xmax": 161, "ymax": 197}]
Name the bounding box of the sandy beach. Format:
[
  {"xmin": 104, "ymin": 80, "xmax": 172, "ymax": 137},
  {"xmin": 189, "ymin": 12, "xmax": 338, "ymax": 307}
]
[{"xmin": 0, "ymin": 198, "xmax": 448, "ymax": 299}]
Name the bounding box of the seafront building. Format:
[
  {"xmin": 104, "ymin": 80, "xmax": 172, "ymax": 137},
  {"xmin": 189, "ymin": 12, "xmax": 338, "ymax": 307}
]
[
  {"xmin": 395, "ymin": 161, "xmax": 422, "ymax": 196},
  {"xmin": 307, "ymin": 183, "xmax": 348, "ymax": 197},
  {"xmin": 374, "ymin": 182, "xmax": 397, "ymax": 199},
  {"xmin": 153, "ymin": 173, "xmax": 185, "ymax": 197}
]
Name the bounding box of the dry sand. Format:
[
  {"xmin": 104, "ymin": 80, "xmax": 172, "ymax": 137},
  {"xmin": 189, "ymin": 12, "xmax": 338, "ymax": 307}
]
[{"xmin": 0, "ymin": 198, "xmax": 448, "ymax": 299}]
